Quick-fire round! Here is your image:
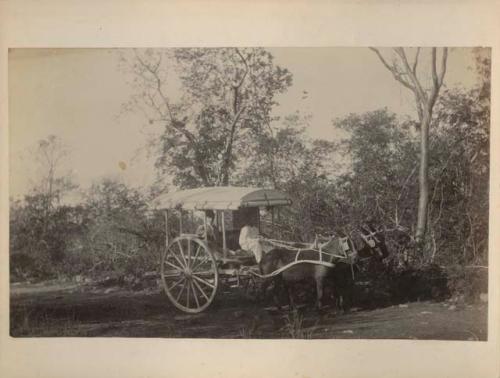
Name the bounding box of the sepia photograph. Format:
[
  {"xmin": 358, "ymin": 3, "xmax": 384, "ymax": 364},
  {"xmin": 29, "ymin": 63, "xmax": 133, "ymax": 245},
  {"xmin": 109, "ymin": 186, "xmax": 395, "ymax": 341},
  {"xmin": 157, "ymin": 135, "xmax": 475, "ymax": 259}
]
[{"xmin": 8, "ymin": 46, "xmax": 490, "ymax": 340}]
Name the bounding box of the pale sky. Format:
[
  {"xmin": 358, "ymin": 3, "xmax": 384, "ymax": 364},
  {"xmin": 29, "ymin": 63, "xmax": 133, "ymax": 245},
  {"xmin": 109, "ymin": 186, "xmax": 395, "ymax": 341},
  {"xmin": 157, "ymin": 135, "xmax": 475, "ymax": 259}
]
[{"xmin": 9, "ymin": 47, "xmax": 479, "ymax": 200}]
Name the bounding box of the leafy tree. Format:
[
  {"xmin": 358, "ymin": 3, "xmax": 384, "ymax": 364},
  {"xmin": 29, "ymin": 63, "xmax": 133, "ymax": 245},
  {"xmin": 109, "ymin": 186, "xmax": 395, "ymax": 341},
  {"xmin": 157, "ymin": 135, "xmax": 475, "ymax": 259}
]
[
  {"xmin": 81, "ymin": 178, "xmax": 166, "ymax": 275},
  {"xmin": 234, "ymin": 112, "xmax": 338, "ymax": 240},
  {"xmin": 122, "ymin": 48, "xmax": 292, "ymax": 188},
  {"xmin": 427, "ymin": 52, "xmax": 490, "ymax": 265},
  {"xmin": 333, "ymin": 109, "xmax": 418, "ymax": 231},
  {"xmin": 10, "ymin": 135, "xmax": 79, "ymax": 279},
  {"xmin": 10, "ymin": 195, "xmax": 88, "ymax": 279}
]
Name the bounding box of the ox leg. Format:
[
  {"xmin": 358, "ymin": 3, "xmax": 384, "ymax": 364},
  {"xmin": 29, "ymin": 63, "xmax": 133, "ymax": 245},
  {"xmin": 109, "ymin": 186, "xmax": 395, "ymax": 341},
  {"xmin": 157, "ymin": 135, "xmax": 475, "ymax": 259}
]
[
  {"xmin": 271, "ymin": 276, "xmax": 284, "ymax": 310},
  {"xmin": 285, "ymin": 282, "xmax": 296, "ymax": 310},
  {"xmin": 316, "ymin": 278, "xmax": 324, "ymax": 311},
  {"xmin": 258, "ymin": 278, "xmax": 272, "ymax": 302},
  {"xmin": 277, "ymin": 276, "xmax": 290, "ymax": 310}
]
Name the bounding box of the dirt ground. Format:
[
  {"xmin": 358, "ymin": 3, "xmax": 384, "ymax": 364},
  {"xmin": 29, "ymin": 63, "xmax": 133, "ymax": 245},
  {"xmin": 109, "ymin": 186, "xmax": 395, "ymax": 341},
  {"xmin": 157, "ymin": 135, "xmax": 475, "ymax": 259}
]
[{"xmin": 10, "ymin": 280, "xmax": 487, "ymax": 340}]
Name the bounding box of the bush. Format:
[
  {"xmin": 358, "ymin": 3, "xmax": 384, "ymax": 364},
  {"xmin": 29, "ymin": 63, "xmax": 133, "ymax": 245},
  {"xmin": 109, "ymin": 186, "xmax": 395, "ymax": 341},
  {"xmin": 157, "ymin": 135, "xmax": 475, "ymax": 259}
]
[
  {"xmin": 389, "ymin": 263, "xmax": 450, "ymax": 303},
  {"xmin": 446, "ymin": 265, "xmax": 488, "ymax": 302}
]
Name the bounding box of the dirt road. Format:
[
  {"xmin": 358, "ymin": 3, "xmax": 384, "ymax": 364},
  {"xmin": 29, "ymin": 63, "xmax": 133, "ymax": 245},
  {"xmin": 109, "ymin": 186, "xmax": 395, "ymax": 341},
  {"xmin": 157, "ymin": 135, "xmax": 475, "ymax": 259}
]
[{"xmin": 10, "ymin": 281, "xmax": 487, "ymax": 340}]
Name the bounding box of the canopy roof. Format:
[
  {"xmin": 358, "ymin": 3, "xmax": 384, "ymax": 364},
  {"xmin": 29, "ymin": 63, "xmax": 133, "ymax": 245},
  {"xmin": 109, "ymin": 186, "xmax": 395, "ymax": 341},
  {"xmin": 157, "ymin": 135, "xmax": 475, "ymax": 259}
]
[{"xmin": 152, "ymin": 186, "xmax": 292, "ymax": 211}]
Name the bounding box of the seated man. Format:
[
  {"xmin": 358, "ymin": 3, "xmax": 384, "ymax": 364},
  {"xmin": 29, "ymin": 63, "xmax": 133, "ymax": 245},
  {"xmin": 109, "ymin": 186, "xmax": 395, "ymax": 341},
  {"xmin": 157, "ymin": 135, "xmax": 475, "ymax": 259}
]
[
  {"xmin": 196, "ymin": 210, "xmax": 217, "ymax": 242},
  {"xmin": 238, "ymin": 220, "xmax": 272, "ymax": 263}
]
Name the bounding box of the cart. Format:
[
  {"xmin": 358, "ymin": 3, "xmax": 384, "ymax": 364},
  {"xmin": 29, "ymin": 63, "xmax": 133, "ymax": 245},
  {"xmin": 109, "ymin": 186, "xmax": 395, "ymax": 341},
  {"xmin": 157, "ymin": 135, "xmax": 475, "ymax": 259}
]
[{"xmin": 152, "ymin": 186, "xmax": 355, "ymax": 313}]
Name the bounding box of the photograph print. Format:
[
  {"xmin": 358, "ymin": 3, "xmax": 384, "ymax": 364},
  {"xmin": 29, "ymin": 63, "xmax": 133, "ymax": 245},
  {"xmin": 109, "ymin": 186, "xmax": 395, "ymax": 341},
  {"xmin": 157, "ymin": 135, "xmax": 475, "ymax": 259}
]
[{"xmin": 9, "ymin": 47, "xmax": 490, "ymax": 340}]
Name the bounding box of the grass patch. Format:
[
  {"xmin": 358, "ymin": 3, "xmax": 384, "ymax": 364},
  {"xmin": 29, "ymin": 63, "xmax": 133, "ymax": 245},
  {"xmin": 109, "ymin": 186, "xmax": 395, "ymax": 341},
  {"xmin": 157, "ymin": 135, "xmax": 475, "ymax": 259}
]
[{"xmin": 282, "ymin": 310, "xmax": 317, "ymax": 339}]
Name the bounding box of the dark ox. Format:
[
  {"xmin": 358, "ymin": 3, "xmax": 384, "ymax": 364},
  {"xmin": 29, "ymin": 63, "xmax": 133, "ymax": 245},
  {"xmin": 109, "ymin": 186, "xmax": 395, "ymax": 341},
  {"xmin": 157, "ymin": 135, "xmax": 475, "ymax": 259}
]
[{"xmin": 259, "ymin": 225, "xmax": 389, "ymax": 310}]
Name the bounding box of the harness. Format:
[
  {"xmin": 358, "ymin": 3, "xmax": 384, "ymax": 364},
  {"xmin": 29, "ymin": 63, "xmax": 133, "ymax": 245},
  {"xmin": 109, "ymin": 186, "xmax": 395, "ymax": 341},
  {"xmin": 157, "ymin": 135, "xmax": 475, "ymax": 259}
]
[
  {"xmin": 244, "ymin": 235, "xmax": 359, "ymax": 280},
  {"xmin": 261, "ymin": 237, "xmax": 352, "ymax": 262}
]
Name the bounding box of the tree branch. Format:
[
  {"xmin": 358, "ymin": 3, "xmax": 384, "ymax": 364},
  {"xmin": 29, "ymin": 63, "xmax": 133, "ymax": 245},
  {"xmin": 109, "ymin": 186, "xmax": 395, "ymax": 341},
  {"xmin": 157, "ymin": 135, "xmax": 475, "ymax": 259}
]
[
  {"xmin": 218, "ymin": 105, "xmax": 246, "ymax": 185},
  {"xmin": 429, "ymin": 47, "xmax": 448, "ymax": 109},
  {"xmin": 412, "ymin": 47, "xmax": 420, "ymax": 75},
  {"xmin": 234, "ymin": 48, "xmax": 249, "ymax": 89},
  {"xmin": 369, "ymin": 48, "xmax": 415, "ymax": 91},
  {"xmin": 134, "ymin": 50, "xmax": 177, "ymax": 123},
  {"xmin": 438, "ymin": 47, "xmax": 448, "ymax": 86},
  {"xmin": 394, "ymin": 47, "xmax": 427, "ymax": 103},
  {"xmin": 431, "ymin": 48, "xmax": 439, "ymax": 92}
]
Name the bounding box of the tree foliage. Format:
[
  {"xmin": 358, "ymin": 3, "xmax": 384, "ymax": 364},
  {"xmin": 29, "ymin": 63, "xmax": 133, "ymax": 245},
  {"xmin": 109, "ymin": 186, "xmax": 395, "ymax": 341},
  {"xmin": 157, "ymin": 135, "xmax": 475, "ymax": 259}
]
[{"xmin": 122, "ymin": 48, "xmax": 292, "ymax": 188}]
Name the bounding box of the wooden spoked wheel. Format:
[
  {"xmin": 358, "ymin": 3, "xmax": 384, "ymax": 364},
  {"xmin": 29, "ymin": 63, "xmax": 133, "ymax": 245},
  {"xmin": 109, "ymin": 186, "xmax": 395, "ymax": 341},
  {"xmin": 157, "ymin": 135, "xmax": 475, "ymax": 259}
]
[{"xmin": 161, "ymin": 235, "xmax": 219, "ymax": 313}]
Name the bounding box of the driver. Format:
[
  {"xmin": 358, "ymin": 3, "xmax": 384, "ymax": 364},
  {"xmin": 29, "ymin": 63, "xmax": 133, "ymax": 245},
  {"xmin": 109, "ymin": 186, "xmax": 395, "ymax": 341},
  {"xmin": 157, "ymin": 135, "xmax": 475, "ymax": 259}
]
[
  {"xmin": 239, "ymin": 218, "xmax": 270, "ymax": 263},
  {"xmin": 196, "ymin": 210, "xmax": 217, "ymax": 242}
]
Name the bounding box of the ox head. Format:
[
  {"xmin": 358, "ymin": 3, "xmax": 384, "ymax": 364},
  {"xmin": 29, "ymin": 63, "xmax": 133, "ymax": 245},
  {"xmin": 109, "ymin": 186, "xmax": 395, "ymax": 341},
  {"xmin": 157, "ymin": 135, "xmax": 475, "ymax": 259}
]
[{"xmin": 357, "ymin": 223, "xmax": 389, "ymax": 260}]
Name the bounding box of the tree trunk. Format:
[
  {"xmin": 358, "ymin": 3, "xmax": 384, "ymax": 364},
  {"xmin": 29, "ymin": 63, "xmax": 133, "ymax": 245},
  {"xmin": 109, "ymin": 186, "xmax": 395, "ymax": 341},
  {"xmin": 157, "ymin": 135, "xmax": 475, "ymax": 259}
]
[{"xmin": 416, "ymin": 110, "xmax": 430, "ymax": 242}]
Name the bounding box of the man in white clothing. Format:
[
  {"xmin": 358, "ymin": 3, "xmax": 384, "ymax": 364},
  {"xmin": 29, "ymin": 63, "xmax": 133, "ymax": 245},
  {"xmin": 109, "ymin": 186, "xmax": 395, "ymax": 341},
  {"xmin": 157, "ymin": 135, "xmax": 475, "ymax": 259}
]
[{"xmin": 239, "ymin": 219, "xmax": 271, "ymax": 263}]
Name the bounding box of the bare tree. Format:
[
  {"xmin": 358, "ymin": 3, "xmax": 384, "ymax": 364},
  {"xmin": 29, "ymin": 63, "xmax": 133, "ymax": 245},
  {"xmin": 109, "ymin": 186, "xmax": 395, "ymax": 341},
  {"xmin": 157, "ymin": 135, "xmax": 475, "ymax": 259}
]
[
  {"xmin": 369, "ymin": 47, "xmax": 448, "ymax": 243},
  {"xmin": 32, "ymin": 135, "xmax": 76, "ymax": 234}
]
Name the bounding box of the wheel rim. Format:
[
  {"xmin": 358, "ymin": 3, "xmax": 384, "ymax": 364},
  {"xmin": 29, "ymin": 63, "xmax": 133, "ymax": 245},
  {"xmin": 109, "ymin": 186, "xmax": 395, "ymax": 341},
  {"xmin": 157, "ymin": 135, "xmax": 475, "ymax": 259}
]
[{"xmin": 161, "ymin": 236, "xmax": 218, "ymax": 313}]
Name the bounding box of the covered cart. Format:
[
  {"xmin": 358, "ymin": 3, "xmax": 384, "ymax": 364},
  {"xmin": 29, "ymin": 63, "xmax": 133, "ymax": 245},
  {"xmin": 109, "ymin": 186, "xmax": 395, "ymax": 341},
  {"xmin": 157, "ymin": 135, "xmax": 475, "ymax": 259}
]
[
  {"xmin": 151, "ymin": 186, "xmax": 292, "ymax": 313},
  {"xmin": 152, "ymin": 186, "xmax": 361, "ymax": 313}
]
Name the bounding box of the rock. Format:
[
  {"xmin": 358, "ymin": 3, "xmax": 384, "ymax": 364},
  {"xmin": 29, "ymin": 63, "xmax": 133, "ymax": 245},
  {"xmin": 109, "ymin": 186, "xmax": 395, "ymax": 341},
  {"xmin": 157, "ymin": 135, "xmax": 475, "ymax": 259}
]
[
  {"xmin": 448, "ymin": 305, "xmax": 457, "ymax": 311},
  {"xmin": 399, "ymin": 304, "xmax": 409, "ymax": 308},
  {"xmin": 342, "ymin": 330, "xmax": 354, "ymax": 334},
  {"xmin": 479, "ymin": 293, "xmax": 488, "ymax": 303},
  {"xmin": 420, "ymin": 311, "xmax": 432, "ymax": 314},
  {"xmin": 75, "ymin": 275, "xmax": 83, "ymax": 283}
]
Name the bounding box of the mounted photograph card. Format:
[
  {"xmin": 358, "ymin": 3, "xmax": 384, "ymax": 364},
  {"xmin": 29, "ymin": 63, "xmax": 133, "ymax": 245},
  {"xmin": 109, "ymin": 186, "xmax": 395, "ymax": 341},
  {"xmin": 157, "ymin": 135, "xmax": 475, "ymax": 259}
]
[{"xmin": 0, "ymin": 1, "xmax": 499, "ymax": 378}]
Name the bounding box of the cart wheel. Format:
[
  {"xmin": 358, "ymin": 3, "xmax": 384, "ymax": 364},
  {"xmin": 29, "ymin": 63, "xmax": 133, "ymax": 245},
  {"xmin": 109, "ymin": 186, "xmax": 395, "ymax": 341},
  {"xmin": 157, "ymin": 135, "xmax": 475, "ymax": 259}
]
[{"xmin": 161, "ymin": 235, "xmax": 218, "ymax": 313}]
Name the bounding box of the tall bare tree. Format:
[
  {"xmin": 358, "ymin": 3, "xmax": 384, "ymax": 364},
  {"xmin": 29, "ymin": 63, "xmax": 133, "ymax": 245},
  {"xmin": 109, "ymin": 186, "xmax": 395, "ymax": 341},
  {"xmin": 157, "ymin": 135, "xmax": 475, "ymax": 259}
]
[
  {"xmin": 32, "ymin": 135, "xmax": 75, "ymax": 234},
  {"xmin": 369, "ymin": 47, "xmax": 448, "ymax": 243}
]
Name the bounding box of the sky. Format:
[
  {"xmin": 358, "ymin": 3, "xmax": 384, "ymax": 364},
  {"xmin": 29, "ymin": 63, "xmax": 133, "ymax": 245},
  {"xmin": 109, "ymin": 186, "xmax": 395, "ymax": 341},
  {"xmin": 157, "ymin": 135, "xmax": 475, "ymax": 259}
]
[{"xmin": 8, "ymin": 47, "xmax": 480, "ymax": 200}]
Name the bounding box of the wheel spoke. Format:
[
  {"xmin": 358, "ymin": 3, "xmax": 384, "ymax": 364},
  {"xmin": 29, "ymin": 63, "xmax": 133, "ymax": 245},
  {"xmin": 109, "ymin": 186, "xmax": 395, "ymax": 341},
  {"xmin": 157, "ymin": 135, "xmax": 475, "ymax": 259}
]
[
  {"xmin": 191, "ymin": 280, "xmax": 200, "ymax": 308},
  {"xmin": 176, "ymin": 240, "xmax": 189, "ymax": 267},
  {"xmin": 187, "ymin": 240, "xmax": 192, "ymax": 268},
  {"xmin": 186, "ymin": 279, "xmax": 191, "ymax": 308},
  {"xmin": 189, "ymin": 245, "xmax": 202, "ymax": 269},
  {"xmin": 168, "ymin": 247, "xmax": 186, "ymax": 269},
  {"xmin": 192, "ymin": 278, "xmax": 210, "ymax": 302},
  {"xmin": 192, "ymin": 274, "xmax": 215, "ymax": 289},
  {"xmin": 167, "ymin": 276, "xmax": 185, "ymax": 291},
  {"xmin": 164, "ymin": 259, "xmax": 183, "ymax": 272},
  {"xmin": 176, "ymin": 280, "xmax": 187, "ymax": 302},
  {"xmin": 191, "ymin": 256, "xmax": 210, "ymax": 272}
]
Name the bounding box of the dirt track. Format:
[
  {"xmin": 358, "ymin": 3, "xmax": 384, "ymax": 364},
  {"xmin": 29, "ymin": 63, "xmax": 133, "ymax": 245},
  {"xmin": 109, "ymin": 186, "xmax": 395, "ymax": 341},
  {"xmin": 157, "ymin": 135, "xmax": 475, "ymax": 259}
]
[{"xmin": 10, "ymin": 281, "xmax": 487, "ymax": 340}]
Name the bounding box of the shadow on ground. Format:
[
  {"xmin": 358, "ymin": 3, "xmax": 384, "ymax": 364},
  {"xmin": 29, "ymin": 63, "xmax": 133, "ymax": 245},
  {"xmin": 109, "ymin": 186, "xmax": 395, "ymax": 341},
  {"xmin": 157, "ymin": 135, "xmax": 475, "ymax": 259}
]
[{"xmin": 10, "ymin": 281, "xmax": 487, "ymax": 340}]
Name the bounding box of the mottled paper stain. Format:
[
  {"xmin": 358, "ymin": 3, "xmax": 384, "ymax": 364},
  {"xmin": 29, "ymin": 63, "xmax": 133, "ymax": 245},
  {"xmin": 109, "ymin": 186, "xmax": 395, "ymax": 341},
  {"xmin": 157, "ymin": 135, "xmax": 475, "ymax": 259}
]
[{"xmin": 118, "ymin": 161, "xmax": 127, "ymax": 170}]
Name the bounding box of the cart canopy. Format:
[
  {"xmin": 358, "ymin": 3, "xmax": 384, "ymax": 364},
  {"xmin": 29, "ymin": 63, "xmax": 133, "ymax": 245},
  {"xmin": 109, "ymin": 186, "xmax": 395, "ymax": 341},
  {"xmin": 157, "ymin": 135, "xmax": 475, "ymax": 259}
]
[{"xmin": 152, "ymin": 186, "xmax": 291, "ymax": 211}]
